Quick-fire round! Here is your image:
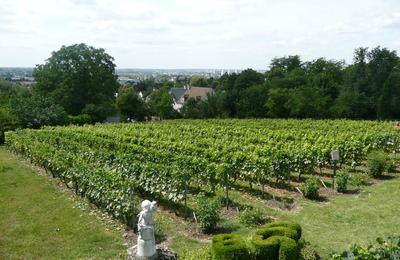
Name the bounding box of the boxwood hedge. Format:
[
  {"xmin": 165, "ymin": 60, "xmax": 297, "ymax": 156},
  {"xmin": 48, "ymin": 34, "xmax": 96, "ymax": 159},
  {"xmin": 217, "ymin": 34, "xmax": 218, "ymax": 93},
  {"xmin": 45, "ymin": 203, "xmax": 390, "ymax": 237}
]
[
  {"xmin": 251, "ymin": 221, "xmax": 301, "ymax": 260},
  {"xmin": 212, "ymin": 234, "xmax": 250, "ymax": 260}
]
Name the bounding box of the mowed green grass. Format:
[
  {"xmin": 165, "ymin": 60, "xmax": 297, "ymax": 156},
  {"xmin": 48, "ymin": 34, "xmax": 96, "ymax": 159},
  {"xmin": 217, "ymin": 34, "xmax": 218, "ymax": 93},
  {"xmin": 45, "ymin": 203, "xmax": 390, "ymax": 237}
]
[
  {"xmin": 279, "ymin": 175, "xmax": 400, "ymax": 258},
  {"xmin": 0, "ymin": 147, "xmax": 126, "ymax": 259}
]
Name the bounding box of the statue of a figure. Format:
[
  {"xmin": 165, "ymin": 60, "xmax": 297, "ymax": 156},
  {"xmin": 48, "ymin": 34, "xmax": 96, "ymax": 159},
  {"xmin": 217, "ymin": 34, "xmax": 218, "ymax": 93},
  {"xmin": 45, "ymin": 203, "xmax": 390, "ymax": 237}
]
[{"xmin": 136, "ymin": 200, "xmax": 157, "ymax": 259}]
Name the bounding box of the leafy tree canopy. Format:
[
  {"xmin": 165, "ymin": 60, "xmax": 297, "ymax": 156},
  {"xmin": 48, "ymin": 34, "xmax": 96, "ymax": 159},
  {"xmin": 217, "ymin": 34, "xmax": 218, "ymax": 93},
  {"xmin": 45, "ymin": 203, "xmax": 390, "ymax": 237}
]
[
  {"xmin": 116, "ymin": 86, "xmax": 147, "ymax": 121},
  {"xmin": 33, "ymin": 43, "xmax": 119, "ymax": 121}
]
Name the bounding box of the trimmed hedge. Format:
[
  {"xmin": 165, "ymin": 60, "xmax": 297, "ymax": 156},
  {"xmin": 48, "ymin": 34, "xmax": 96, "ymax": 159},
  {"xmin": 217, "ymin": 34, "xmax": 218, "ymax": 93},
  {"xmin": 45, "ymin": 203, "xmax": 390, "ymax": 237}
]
[
  {"xmin": 251, "ymin": 221, "xmax": 301, "ymax": 260},
  {"xmin": 263, "ymin": 221, "xmax": 302, "ymax": 241},
  {"xmin": 212, "ymin": 234, "xmax": 250, "ymax": 260}
]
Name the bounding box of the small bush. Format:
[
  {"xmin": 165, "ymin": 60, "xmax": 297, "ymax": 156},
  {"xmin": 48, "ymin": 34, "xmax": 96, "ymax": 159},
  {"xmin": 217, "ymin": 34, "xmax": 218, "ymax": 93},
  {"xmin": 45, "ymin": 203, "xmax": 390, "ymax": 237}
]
[
  {"xmin": 332, "ymin": 235, "xmax": 400, "ymax": 259},
  {"xmin": 239, "ymin": 209, "xmax": 268, "ymax": 227},
  {"xmin": 367, "ymin": 152, "xmax": 387, "ymax": 178},
  {"xmin": 385, "ymin": 158, "xmax": 397, "ymax": 173},
  {"xmin": 196, "ymin": 194, "xmax": 220, "ymax": 233},
  {"xmin": 302, "ymin": 176, "xmax": 320, "ymax": 200},
  {"xmin": 336, "ymin": 169, "xmax": 349, "ymax": 193},
  {"xmin": 212, "ymin": 234, "xmax": 250, "ymax": 260},
  {"xmin": 349, "ymin": 173, "xmax": 370, "ymax": 187},
  {"xmin": 251, "ymin": 221, "xmax": 301, "ymax": 260}
]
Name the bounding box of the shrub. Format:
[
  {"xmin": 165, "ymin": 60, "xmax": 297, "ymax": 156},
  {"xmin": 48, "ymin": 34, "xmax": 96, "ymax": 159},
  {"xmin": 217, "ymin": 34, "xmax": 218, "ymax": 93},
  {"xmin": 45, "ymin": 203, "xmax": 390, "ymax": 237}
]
[
  {"xmin": 251, "ymin": 221, "xmax": 301, "ymax": 260},
  {"xmin": 212, "ymin": 234, "xmax": 250, "ymax": 260},
  {"xmin": 196, "ymin": 194, "xmax": 220, "ymax": 233},
  {"xmin": 385, "ymin": 158, "xmax": 397, "ymax": 173},
  {"xmin": 336, "ymin": 169, "xmax": 349, "ymax": 193},
  {"xmin": 332, "ymin": 235, "xmax": 400, "ymax": 259},
  {"xmin": 349, "ymin": 173, "xmax": 370, "ymax": 187},
  {"xmin": 239, "ymin": 209, "xmax": 268, "ymax": 227},
  {"xmin": 302, "ymin": 176, "xmax": 320, "ymax": 200},
  {"xmin": 367, "ymin": 152, "xmax": 387, "ymax": 178}
]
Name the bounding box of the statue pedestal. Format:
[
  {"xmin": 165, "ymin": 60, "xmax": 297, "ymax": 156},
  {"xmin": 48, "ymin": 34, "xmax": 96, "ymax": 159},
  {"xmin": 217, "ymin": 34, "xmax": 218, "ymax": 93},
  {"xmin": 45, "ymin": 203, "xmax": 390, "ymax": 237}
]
[{"xmin": 137, "ymin": 238, "xmax": 157, "ymax": 259}]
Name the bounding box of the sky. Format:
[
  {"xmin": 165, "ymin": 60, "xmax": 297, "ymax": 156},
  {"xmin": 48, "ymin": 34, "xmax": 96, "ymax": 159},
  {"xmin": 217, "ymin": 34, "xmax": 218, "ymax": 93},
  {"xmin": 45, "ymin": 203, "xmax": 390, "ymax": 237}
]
[{"xmin": 0, "ymin": 0, "xmax": 400, "ymax": 69}]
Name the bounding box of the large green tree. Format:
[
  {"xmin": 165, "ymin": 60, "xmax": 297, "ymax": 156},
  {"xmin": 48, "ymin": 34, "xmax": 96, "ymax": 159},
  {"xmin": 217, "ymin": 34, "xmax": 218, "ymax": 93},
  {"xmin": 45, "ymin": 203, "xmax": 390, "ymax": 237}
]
[{"xmin": 33, "ymin": 43, "xmax": 119, "ymax": 121}]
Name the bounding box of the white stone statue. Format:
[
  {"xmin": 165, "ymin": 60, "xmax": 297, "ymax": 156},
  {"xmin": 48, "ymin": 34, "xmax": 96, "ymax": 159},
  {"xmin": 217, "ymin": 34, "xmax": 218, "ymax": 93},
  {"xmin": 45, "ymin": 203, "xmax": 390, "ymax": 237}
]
[{"xmin": 136, "ymin": 200, "xmax": 157, "ymax": 259}]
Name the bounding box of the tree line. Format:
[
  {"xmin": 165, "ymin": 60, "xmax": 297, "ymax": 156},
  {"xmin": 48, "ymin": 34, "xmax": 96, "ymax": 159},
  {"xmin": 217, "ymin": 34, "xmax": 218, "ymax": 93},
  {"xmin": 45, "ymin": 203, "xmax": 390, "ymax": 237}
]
[
  {"xmin": 1, "ymin": 43, "xmax": 399, "ymax": 143},
  {"xmin": 175, "ymin": 47, "xmax": 400, "ymax": 119}
]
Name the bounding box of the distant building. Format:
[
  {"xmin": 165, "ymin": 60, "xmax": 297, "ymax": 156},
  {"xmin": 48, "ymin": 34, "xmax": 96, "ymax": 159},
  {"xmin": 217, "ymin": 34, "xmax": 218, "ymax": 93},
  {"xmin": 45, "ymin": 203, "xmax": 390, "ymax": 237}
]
[{"xmin": 169, "ymin": 86, "xmax": 214, "ymax": 111}]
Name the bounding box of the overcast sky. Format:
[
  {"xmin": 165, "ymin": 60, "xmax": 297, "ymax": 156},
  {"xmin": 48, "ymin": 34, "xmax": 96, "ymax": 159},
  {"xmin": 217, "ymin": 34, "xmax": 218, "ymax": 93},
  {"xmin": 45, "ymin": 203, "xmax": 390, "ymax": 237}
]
[{"xmin": 0, "ymin": 0, "xmax": 399, "ymax": 69}]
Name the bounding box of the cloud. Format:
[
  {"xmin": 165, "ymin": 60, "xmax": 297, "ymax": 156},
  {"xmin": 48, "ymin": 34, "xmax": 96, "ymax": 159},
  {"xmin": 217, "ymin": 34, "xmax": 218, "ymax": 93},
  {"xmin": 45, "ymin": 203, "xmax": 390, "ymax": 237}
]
[{"xmin": 0, "ymin": 0, "xmax": 399, "ymax": 68}]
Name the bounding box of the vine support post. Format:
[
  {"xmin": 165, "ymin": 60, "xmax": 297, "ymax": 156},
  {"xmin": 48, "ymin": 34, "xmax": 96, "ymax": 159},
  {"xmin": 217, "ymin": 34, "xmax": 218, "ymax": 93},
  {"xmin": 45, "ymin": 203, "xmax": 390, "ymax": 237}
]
[
  {"xmin": 224, "ymin": 171, "xmax": 229, "ymax": 210},
  {"xmin": 332, "ymin": 161, "xmax": 337, "ymax": 190},
  {"xmin": 184, "ymin": 175, "xmax": 188, "ymax": 220},
  {"xmin": 331, "ymin": 150, "xmax": 340, "ymax": 190}
]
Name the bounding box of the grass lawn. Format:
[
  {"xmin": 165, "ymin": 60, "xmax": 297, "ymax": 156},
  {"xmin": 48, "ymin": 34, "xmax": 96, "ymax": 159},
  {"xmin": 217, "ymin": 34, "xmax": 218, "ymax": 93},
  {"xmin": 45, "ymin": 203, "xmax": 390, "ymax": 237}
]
[
  {"xmin": 0, "ymin": 146, "xmax": 127, "ymax": 259},
  {"xmin": 278, "ymin": 174, "xmax": 400, "ymax": 258}
]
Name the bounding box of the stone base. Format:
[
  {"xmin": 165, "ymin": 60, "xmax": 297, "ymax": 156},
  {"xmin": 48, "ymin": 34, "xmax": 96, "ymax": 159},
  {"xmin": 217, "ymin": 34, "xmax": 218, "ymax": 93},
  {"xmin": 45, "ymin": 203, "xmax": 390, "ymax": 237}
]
[
  {"xmin": 135, "ymin": 252, "xmax": 158, "ymax": 260},
  {"xmin": 127, "ymin": 246, "xmax": 177, "ymax": 260}
]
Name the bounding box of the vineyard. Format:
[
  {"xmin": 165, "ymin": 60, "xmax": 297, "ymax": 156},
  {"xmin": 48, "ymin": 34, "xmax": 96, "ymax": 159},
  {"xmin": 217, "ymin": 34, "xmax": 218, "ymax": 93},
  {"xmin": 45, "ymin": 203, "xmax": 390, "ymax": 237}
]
[{"xmin": 5, "ymin": 119, "xmax": 400, "ymax": 224}]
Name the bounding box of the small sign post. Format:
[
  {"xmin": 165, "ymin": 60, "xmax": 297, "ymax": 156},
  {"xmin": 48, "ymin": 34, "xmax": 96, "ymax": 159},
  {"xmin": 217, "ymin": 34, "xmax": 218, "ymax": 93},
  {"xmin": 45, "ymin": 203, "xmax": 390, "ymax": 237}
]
[{"xmin": 331, "ymin": 150, "xmax": 340, "ymax": 190}]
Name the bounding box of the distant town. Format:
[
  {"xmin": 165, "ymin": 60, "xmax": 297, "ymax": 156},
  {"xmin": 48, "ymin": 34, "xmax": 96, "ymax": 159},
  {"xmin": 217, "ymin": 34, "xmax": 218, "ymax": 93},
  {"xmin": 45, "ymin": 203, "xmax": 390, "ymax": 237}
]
[{"xmin": 0, "ymin": 67, "xmax": 266, "ymax": 86}]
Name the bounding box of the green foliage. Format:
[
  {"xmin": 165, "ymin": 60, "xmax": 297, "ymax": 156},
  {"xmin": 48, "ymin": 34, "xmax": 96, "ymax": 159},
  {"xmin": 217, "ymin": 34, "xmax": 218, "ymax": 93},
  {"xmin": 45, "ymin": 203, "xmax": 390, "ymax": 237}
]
[
  {"xmin": 67, "ymin": 114, "xmax": 92, "ymax": 125},
  {"xmin": 196, "ymin": 195, "xmax": 220, "ymax": 233},
  {"xmin": 181, "ymin": 98, "xmax": 202, "ymax": 119},
  {"xmin": 332, "ymin": 235, "xmax": 400, "ymax": 259},
  {"xmin": 233, "ymin": 69, "xmax": 264, "ymax": 90},
  {"xmin": 82, "ymin": 103, "xmax": 114, "ymax": 123},
  {"xmin": 367, "ymin": 151, "xmax": 387, "ymax": 178},
  {"xmin": 251, "ymin": 221, "xmax": 302, "ymax": 260},
  {"xmin": 116, "ymin": 87, "xmax": 147, "ymax": 121},
  {"xmin": 286, "ymin": 87, "xmax": 330, "ymax": 118},
  {"xmin": 263, "ymin": 221, "xmax": 302, "ymax": 241},
  {"xmin": 348, "ymin": 173, "xmax": 371, "ymax": 187},
  {"xmin": 211, "ymin": 234, "xmax": 250, "ymax": 260},
  {"xmin": 239, "ymin": 209, "xmax": 268, "ymax": 227},
  {"xmin": 302, "ymin": 176, "xmax": 320, "ymax": 200},
  {"xmin": 385, "ymin": 157, "xmax": 397, "ymax": 173},
  {"xmin": 33, "ymin": 43, "xmax": 119, "ymax": 120},
  {"xmin": 336, "ymin": 169, "xmax": 349, "ymax": 192},
  {"xmin": 0, "ymin": 107, "xmax": 17, "ymax": 144},
  {"xmin": 265, "ymin": 88, "xmax": 290, "ymax": 118},
  {"xmin": 148, "ymin": 87, "xmax": 178, "ymax": 119},
  {"xmin": 236, "ymin": 84, "xmax": 268, "ymax": 118},
  {"xmin": 378, "ymin": 67, "xmax": 400, "ymax": 119},
  {"xmin": 189, "ymin": 76, "xmax": 209, "ymax": 87},
  {"xmin": 5, "ymin": 119, "xmax": 400, "ymax": 231},
  {"xmin": 8, "ymin": 95, "xmax": 67, "ymax": 129}
]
